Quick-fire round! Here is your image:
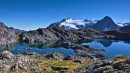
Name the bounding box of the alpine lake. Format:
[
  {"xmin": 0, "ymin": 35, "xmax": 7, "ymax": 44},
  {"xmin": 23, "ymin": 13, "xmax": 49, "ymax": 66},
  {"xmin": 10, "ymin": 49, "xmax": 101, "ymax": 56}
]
[{"xmin": 1, "ymin": 39, "xmax": 130, "ymax": 59}]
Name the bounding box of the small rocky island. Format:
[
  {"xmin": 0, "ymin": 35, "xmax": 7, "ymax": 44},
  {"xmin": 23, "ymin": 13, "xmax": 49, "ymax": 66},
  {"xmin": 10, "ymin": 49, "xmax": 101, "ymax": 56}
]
[{"xmin": 0, "ymin": 16, "xmax": 130, "ymax": 73}]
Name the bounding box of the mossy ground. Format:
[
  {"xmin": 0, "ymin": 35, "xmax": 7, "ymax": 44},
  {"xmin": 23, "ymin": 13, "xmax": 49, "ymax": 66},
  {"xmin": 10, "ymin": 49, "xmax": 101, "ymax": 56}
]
[
  {"xmin": 8, "ymin": 58, "xmax": 91, "ymax": 73},
  {"xmin": 36, "ymin": 59, "xmax": 89, "ymax": 73}
]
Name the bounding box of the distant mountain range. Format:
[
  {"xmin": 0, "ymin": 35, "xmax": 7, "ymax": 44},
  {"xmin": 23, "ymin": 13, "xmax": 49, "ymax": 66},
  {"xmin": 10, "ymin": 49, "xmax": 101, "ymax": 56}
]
[
  {"xmin": 9, "ymin": 27, "xmax": 26, "ymax": 33},
  {"xmin": 48, "ymin": 18, "xmax": 98, "ymax": 30},
  {"xmin": 48, "ymin": 16, "xmax": 130, "ymax": 31},
  {"xmin": 0, "ymin": 16, "xmax": 130, "ymax": 45}
]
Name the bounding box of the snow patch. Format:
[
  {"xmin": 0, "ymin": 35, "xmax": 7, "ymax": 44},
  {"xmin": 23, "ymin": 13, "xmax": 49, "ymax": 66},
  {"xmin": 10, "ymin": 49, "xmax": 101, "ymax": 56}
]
[
  {"xmin": 59, "ymin": 18, "xmax": 97, "ymax": 30},
  {"xmin": 116, "ymin": 23, "xmax": 124, "ymax": 27}
]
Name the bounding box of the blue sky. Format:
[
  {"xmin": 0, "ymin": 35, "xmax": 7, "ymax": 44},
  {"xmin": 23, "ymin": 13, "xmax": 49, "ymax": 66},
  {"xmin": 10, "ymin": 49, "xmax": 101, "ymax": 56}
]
[{"xmin": 0, "ymin": 0, "xmax": 130, "ymax": 31}]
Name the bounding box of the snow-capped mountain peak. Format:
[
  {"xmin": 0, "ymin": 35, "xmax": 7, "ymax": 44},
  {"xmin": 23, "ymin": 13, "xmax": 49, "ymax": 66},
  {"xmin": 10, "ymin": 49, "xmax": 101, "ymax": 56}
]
[
  {"xmin": 48, "ymin": 16, "xmax": 129, "ymax": 31},
  {"xmin": 48, "ymin": 18, "xmax": 98, "ymax": 30},
  {"xmin": 61, "ymin": 18, "xmax": 86, "ymax": 25}
]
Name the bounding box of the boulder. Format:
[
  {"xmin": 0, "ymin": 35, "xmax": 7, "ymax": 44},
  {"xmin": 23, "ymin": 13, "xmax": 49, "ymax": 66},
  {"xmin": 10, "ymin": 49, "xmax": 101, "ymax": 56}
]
[
  {"xmin": 94, "ymin": 54, "xmax": 107, "ymax": 59},
  {"xmin": 73, "ymin": 59, "xmax": 83, "ymax": 64},
  {"xmin": 43, "ymin": 52, "xmax": 64, "ymax": 60},
  {"xmin": 1, "ymin": 50, "xmax": 13, "ymax": 59},
  {"xmin": 1, "ymin": 64, "xmax": 11, "ymax": 71},
  {"xmin": 64, "ymin": 55, "xmax": 74, "ymax": 60},
  {"xmin": 23, "ymin": 52, "xmax": 36, "ymax": 55},
  {"xmin": 61, "ymin": 41, "xmax": 72, "ymax": 48}
]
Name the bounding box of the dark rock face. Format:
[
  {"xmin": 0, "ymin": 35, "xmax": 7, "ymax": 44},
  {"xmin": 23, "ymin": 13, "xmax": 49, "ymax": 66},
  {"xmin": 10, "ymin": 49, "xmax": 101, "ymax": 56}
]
[
  {"xmin": 23, "ymin": 52, "xmax": 37, "ymax": 55},
  {"xmin": 73, "ymin": 28, "xmax": 110, "ymax": 39},
  {"xmin": 19, "ymin": 28, "xmax": 59, "ymax": 44},
  {"xmin": 119, "ymin": 26, "xmax": 130, "ymax": 33},
  {"xmin": 61, "ymin": 41, "xmax": 72, "ymax": 49},
  {"xmin": 19, "ymin": 26, "xmax": 111, "ymax": 44},
  {"xmin": 19, "ymin": 27, "xmax": 82, "ymax": 44},
  {"xmin": 47, "ymin": 27, "xmax": 80, "ymax": 41},
  {"xmin": 93, "ymin": 54, "xmax": 107, "ymax": 59},
  {"xmin": 64, "ymin": 55, "xmax": 74, "ymax": 60},
  {"xmin": 87, "ymin": 16, "xmax": 121, "ymax": 31},
  {"xmin": 73, "ymin": 59, "xmax": 83, "ymax": 64},
  {"xmin": 104, "ymin": 30, "xmax": 130, "ymax": 40},
  {"xmin": 0, "ymin": 22, "xmax": 16, "ymax": 44}
]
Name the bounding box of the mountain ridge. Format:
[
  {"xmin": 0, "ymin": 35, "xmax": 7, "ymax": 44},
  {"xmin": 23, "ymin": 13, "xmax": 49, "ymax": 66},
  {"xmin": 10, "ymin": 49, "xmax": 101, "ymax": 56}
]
[
  {"xmin": 48, "ymin": 16, "xmax": 129, "ymax": 31},
  {"xmin": 48, "ymin": 18, "xmax": 98, "ymax": 30},
  {"xmin": 0, "ymin": 16, "xmax": 130, "ymax": 44},
  {"xmin": 9, "ymin": 27, "xmax": 26, "ymax": 34}
]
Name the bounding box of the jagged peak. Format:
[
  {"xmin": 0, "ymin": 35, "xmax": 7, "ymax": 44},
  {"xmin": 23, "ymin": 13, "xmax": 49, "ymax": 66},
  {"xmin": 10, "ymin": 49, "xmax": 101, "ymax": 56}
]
[
  {"xmin": 102, "ymin": 16, "xmax": 113, "ymax": 21},
  {"xmin": 60, "ymin": 18, "xmax": 73, "ymax": 22},
  {"xmin": 84, "ymin": 19, "xmax": 91, "ymax": 22}
]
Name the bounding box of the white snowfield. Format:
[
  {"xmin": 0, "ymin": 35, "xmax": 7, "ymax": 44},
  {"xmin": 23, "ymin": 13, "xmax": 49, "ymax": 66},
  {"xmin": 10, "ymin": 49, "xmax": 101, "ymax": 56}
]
[
  {"xmin": 50, "ymin": 18, "xmax": 130, "ymax": 30},
  {"xmin": 116, "ymin": 23, "xmax": 124, "ymax": 27},
  {"xmin": 59, "ymin": 18, "xmax": 97, "ymax": 30}
]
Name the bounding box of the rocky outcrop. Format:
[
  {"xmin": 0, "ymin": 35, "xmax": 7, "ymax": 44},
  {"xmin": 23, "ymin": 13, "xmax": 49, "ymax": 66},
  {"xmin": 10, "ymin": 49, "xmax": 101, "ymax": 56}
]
[
  {"xmin": 61, "ymin": 41, "xmax": 107, "ymax": 60},
  {"xmin": 47, "ymin": 27, "xmax": 80, "ymax": 41},
  {"xmin": 19, "ymin": 27, "xmax": 112, "ymax": 44},
  {"xmin": 104, "ymin": 30, "xmax": 130, "ymax": 40},
  {"xmin": 42, "ymin": 52, "xmax": 64, "ymax": 60},
  {"xmin": 86, "ymin": 55, "xmax": 130, "ymax": 73},
  {"xmin": 19, "ymin": 27, "xmax": 82, "ymax": 44},
  {"xmin": 19, "ymin": 28, "xmax": 59, "ymax": 44},
  {"xmin": 73, "ymin": 28, "xmax": 111, "ymax": 39},
  {"xmin": 14, "ymin": 22, "xmax": 116, "ymax": 44},
  {"xmin": 119, "ymin": 26, "xmax": 130, "ymax": 33},
  {"xmin": 0, "ymin": 22, "xmax": 16, "ymax": 44}
]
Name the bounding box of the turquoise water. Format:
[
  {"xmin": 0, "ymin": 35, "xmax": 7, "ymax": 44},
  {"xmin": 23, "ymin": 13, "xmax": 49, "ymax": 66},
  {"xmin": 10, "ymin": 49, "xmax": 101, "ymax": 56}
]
[
  {"xmin": 83, "ymin": 39, "xmax": 130, "ymax": 59},
  {"xmin": 10, "ymin": 42, "xmax": 76, "ymax": 56}
]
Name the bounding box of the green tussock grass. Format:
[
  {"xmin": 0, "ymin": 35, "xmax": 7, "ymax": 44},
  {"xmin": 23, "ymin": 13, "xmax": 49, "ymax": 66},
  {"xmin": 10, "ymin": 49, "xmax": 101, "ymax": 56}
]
[{"xmin": 36, "ymin": 59, "xmax": 88, "ymax": 73}]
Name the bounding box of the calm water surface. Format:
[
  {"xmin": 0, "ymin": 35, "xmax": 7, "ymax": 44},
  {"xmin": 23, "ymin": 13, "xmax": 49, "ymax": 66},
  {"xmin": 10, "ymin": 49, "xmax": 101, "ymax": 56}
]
[
  {"xmin": 83, "ymin": 39, "xmax": 130, "ymax": 59},
  {"xmin": 0, "ymin": 42, "xmax": 76, "ymax": 56},
  {"xmin": 0, "ymin": 39, "xmax": 130, "ymax": 59}
]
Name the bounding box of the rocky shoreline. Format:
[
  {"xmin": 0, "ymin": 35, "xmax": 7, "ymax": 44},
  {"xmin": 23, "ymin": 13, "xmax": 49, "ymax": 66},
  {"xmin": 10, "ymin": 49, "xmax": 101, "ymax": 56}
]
[{"xmin": 0, "ymin": 42, "xmax": 130, "ymax": 73}]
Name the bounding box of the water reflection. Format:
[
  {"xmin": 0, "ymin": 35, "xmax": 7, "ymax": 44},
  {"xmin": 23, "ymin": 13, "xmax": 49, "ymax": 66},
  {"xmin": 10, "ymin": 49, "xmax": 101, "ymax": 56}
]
[
  {"xmin": 20, "ymin": 40, "xmax": 61, "ymax": 49},
  {"xmin": 5, "ymin": 41, "xmax": 76, "ymax": 56},
  {"xmin": 97, "ymin": 39, "xmax": 113, "ymax": 47},
  {"xmin": 0, "ymin": 43, "xmax": 16, "ymax": 54},
  {"xmin": 85, "ymin": 39, "xmax": 130, "ymax": 59}
]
